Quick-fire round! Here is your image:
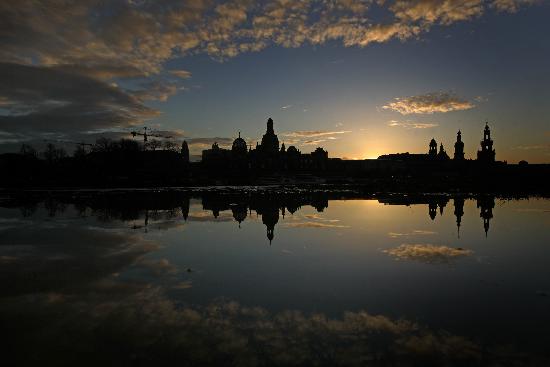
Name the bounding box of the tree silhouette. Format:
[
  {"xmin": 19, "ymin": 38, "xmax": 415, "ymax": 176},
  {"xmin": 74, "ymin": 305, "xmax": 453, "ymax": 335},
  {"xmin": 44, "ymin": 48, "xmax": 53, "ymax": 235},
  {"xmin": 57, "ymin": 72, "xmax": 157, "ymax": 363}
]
[{"xmin": 20, "ymin": 143, "xmax": 37, "ymax": 158}]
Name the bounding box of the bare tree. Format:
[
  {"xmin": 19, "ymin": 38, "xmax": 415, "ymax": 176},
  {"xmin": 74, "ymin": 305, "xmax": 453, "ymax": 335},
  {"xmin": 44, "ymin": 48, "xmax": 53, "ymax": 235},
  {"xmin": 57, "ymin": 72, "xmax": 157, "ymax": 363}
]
[
  {"xmin": 43, "ymin": 143, "xmax": 67, "ymax": 163},
  {"xmin": 20, "ymin": 143, "xmax": 37, "ymax": 158},
  {"xmin": 73, "ymin": 145, "xmax": 87, "ymax": 159},
  {"xmin": 163, "ymin": 140, "xmax": 178, "ymax": 152},
  {"xmin": 93, "ymin": 137, "xmax": 113, "ymax": 153},
  {"xmin": 147, "ymin": 139, "xmax": 162, "ymax": 151}
]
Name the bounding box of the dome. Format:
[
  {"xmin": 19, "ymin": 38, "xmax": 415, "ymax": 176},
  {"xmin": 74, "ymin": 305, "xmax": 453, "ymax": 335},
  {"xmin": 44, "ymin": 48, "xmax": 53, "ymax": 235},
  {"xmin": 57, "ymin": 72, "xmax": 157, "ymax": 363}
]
[
  {"xmin": 232, "ymin": 132, "xmax": 247, "ymax": 153},
  {"xmin": 287, "ymin": 146, "xmax": 299, "ymax": 154}
]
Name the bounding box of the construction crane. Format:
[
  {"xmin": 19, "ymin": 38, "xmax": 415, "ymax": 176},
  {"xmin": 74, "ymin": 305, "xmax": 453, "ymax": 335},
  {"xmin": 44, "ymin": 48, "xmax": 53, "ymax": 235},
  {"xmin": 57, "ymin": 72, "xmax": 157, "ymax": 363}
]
[{"xmin": 130, "ymin": 127, "xmax": 172, "ymax": 142}]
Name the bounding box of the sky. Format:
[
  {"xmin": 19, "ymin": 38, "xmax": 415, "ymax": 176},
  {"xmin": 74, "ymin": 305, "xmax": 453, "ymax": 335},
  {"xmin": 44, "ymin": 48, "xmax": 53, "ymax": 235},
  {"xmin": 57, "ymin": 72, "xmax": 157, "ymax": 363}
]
[{"xmin": 1, "ymin": 0, "xmax": 549, "ymax": 163}]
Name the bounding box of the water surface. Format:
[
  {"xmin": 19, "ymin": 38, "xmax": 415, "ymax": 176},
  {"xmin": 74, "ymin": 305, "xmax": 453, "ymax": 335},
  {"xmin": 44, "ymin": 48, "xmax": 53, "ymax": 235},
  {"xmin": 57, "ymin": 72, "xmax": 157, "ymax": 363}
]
[{"xmin": 1, "ymin": 191, "xmax": 549, "ymax": 366}]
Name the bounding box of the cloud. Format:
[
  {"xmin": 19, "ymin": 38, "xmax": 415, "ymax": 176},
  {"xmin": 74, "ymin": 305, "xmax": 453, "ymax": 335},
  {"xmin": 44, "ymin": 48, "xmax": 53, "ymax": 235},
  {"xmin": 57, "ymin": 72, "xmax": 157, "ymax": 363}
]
[
  {"xmin": 132, "ymin": 80, "xmax": 180, "ymax": 102},
  {"xmin": 491, "ymin": 0, "xmax": 539, "ymax": 12},
  {"xmin": 0, "ymin": 62, "xmax": 158, "ymax": 139},
  {"xmin": 383, "ymin": 92, "xmax": 475, "ymax": 115},
  {"xmin": 388, "ymin": 120, "xmax": 439, "ymax": 129},
  {"xmin": 170, "ymin": 69, "xmax": 192, "ymax": 79},
  {"xmin": 383, "ymin": 244, "xmax": 472, "ymax": 264},
  {"xmin": 282, "ymin": 130, "xmax": 352, "ymax": 138},
  {"xmin": 185, "ymin": 137, "xmax": 234, "ymax": 153},
  {"xmin": 281, "ymin": 104, "xmax": 293, "ymax": 110},
  {"xmin": 279, "ymin": 130, "xmax": 352, "ymax": 148},
  {"xmin": 1, "ymin": 1, "xmax": 537, "ymax": 74},
  {"xmin": 390, "ymin": 0, "xmax": 485, "ymax": 25},
  {"xmin": 513, "ymin": 144, "xmax": 549, "ymax": 150},
  {"xmin": 0, "ymin": 0, "xmax": 540, "ymax": 149},
  {"xmin": 388, "ymin": 230, "xmax": 437, "ymax": 238}
]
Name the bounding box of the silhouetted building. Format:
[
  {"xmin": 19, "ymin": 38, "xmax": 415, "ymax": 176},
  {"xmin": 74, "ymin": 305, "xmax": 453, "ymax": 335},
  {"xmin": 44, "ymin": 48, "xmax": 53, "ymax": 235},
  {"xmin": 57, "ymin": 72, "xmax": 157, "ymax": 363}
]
[
  {"xmin": 202, "ymin": 142, "xmax": 232, "ymax": 168},
  {"xmin": 454, "ymin": 130, "xmax": 465, "ymax": 161},
  {"xmin": 477, "ymin": 122, "xmax": 495, "ymax": 163},
  {"xmin": 438, "ymin": 143, "xmax": 450, "ymax": 160},
  {"xmin": 181, "ymin": 140, "xmax": 189, "ymax": 163},
  {"xmin": 429, "ymin": 138, "xmax": 437, "ymax": 158},
  {"xmin": 232, "ymin": 132, "xmax": 247, "ymax": 156},
  {"xmin": 311, "ymin": 147, "xmax": 329, "ymax": 170},
  {"xmin": 260, "ymin": 118, "xmax": 280, "ymax": 153}
]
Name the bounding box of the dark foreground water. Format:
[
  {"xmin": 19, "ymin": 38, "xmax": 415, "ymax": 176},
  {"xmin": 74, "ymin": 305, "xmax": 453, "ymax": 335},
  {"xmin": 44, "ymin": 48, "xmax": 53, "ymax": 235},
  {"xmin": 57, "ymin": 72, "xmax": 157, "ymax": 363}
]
[{"xmin": 1, "ymin": 190, "xmax": 549, "ymax": 366}]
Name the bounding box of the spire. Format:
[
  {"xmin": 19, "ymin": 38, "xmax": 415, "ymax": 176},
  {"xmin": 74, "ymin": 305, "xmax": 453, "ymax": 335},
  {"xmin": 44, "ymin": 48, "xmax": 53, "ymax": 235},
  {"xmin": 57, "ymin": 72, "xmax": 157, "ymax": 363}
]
[{"xmin": 267, "ymin": 118, "xmax": 274, "ymax": 134}]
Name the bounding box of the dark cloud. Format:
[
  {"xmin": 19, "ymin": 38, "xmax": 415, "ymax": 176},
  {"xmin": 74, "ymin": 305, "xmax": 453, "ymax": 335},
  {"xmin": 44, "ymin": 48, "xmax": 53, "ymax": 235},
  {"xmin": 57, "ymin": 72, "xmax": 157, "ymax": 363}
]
[
  {"xmin": 0, "ymin": 62, "xmax": 157, "ymax": 135},
  {"xmin": 3, "ymin": 285, "xmax": 539, "ymax": 366}
]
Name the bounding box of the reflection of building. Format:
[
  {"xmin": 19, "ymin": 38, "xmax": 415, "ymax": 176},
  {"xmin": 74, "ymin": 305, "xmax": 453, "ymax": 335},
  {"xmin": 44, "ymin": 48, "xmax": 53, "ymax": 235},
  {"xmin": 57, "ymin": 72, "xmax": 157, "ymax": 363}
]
[
  {"xmin": 427, "ymin": 196, "xmax": 449, "ymax": 220},
  {"xmin": 477, "ymin": 196, "xmax": 495, "ymax": 237},
  {"xmin": 256, "ymin": 202, "xmax": 280, "ymax": 244},
  {"xmin": 231, "ymin": 203, "xmax": 248, "ymax": 228},
  {"xmin": 453, "ymin": 196, "xmax": 464, "ymax": 238},
  {"xmin": 429, "ymin": 201, "xmax": 438, "ymax": 220},
  {"xmin": 477, "ymin": 122, "xmax": 495, "ymax": 163},
  {"xmin": 181, "ymin": 196, "xmax": 190, "ymax": 221}
]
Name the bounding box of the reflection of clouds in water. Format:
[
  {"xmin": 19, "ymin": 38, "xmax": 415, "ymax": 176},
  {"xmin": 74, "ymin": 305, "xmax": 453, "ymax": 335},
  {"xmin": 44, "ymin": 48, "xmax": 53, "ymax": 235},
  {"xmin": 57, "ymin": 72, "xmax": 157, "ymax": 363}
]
[
  {"xmin": 0, "ymin": 217, "xmax": 33, "ymax": 230},
  {"xmin": 302, "ymin": 214, "xmax": 340, "ymax": 223},
  {"xmin": 1, "ymin": 283, "xmax": 494, "ymax": 367},
  {"xmin": 0, "ymin": 223, "xmax": 159, "ymax": 296},
  {"xmin": 384, "ymin": 244, "xmax": 472, "ymax": 264},
  {"xmin": 388, "ymin": 230, "xmax": 437, "ymax": 238},
  {"xmin": 283, "ymin": 222, "xmax": 350, "ymax": 229},
  {"xmin": 172, "ymin": 280, "xmax": 193, "ymax": 289},
  {"xmin": 187, "ymin": 210, "xmax": 236, "ymax": 222},
  {"xmin": 137, "ymin": 258, "xmax": 178, "ymax": 277},
  {"xmin": 514, "ymin": 208, "xmax": 550, "ymax": 213},
  {"xmin": 283, "ymin": 212, "xmax": 349, "ymax": 229}
]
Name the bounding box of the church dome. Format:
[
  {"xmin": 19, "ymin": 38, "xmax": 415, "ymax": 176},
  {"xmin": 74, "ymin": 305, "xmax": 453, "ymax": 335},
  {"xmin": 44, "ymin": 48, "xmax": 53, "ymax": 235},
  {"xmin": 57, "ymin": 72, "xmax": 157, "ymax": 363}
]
[
  {"xmin": 287, "ymin": 146, "xmax": 299, "ymax": 154},
  {"xmin": 232, "ymin": 132, "xmax": 247, "ymax": 153}
]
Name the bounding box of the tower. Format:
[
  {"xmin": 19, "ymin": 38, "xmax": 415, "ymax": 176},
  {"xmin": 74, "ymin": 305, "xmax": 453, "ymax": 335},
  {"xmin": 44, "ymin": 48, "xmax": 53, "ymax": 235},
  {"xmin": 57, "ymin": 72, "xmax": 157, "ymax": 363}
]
[
  {"xmin": 477, "ymin": 196, "xmax": 495, "ymax": 237},
  {"xmin": 453, "ymin": 196, "xmax": 464, "ymax": 238},
  {"xmin": 260, "ymin": 118, "xmax": 280, "ymax": 153},
  {"xmin": 181, "ymin": 140, "xmax": 189, "ymax": 163},
  {"xmin": 438, "ymin": 143, "xmax": 449, "ymax": 160},
  {"xmin": 454, "ymin": 130, "xmax": 464, "ymax": 160},
  {"xmin": 429, "ymin": 138, "xmax": 437, "ymax": 158},
  {"xmin": 477, "ymin": 122, "xmax": 495, "ymax": 163}
]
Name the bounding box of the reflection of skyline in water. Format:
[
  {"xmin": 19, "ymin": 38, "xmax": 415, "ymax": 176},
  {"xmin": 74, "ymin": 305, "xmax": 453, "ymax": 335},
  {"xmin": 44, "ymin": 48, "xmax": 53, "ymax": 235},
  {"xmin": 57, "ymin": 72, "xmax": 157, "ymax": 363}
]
[
  {"xmin": 7, "ymin": 192, "xmax": 497, "ymax": 243},
  {"xmin": 1, "ymin": 192, "xmax": 549, "ymax": 366}
]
